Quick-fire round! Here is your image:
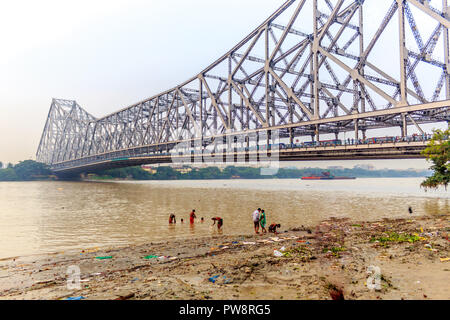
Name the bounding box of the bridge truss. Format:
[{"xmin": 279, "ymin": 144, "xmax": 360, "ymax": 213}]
[{"xmin": 37, "ymin": 0, "xmax": 450, "ymax": 173}]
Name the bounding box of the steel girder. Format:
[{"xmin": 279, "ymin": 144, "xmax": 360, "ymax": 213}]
[{"xmin": 36, "ymin": 0, "xmax": 450, "ymax": 167}]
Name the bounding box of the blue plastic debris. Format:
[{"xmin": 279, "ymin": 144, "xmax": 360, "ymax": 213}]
[
  {"xmin": 65, "ymin": 296, "xmax": 86, "ymax": 300},
  {"xmin": 208, "ymin": 275, "xmax": 220, "ymax": 283}
]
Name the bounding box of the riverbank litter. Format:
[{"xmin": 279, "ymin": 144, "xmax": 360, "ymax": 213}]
[{"xmin": 0, "ymin": 215, "xmax": 448, "ymax": 300}]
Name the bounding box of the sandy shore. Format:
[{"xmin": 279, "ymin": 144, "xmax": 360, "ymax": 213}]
[{"xmin": 0, "ymin": 215, "xmax": 448, "ymax": 300}]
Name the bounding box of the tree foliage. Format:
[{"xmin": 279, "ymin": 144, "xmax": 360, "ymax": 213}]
[
  {"xmin": 421, "ymin": 128, "xmax": 450, "ymax": 190},
  {"xmin": 92, "ymin": 164, "xmax": 429, "ymax": 181},
  {"xmin": 0, "ymin": 168, "xmax": 18, "ymax": 181},
  {"xmin": 0, "ymin": 160, "xmax": 52, "ymax": 181}
]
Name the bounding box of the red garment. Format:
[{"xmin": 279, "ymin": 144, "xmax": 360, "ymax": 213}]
[{"xmin": 190, "ymin": 212, "xmax": 196, "ymax": 224}]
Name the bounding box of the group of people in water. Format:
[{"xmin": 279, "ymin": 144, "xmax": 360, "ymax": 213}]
[
  {"xmin": 169, "ymin": 210, "xmax": 223, "ymax": 230},
  {"xmin": 169, "ymin": 207, "xmax": 280, "ymax": 234}
]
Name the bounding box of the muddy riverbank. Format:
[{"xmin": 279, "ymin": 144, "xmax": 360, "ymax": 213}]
[{"xmin": 0, "ymin": 215, "xmax": 448, "ymax": 300}]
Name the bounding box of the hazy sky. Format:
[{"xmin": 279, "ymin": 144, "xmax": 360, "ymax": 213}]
[{"xmin": 0, "ymin": 0, "xmax": 445, "ymax": 170}]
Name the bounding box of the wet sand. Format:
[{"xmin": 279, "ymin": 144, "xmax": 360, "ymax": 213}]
[{"xmin": 0, "ymin": 215, "xmax": 448, "ymax": 300}]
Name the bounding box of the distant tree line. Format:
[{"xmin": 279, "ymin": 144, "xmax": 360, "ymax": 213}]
[
  {"xmin": 0, "ymin": 160, "xmax": 53, "ymax": 181},
  {"xmin": 0, "ymin": 160, "xmax": 433, "ymax": 182},
  {"xmin": 91, "ymin": 165, "xmax": 430, "ymax": 181}
]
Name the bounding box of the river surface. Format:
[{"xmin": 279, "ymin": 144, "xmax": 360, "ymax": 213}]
[{"xmin": 0, "ymin": 178, "xmax": 448, "ymax": 259}]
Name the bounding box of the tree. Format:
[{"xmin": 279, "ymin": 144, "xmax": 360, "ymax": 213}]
[
  {"xmin": 421, "ymin": 129, "xmax": 450, "ymax": 190},
  {"xmin": 0, "ymin": 168, "xmax": 18, "ymax": 181},
  {"xmin": 0, "ymin": 161, "xmax": 3, "ymax": 169},
  {"xmin": 13, "ymin": 160, "xmax": 52, "ymax": 181}
]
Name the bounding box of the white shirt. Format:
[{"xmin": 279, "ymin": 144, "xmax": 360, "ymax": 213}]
[{"xmin": 252, "ymin": 210, "xmax": 260, "ymax": 222}]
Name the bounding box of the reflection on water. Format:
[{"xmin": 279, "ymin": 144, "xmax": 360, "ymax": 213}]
[{"xmin": 0, "ymin": 178, "xmax": 448, "ymax": 259}]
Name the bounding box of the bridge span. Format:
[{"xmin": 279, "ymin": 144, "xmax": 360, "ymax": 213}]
[
  {"xmin": 36, "ymin": 0, "xmax": 450, "ymax": 176},
  {"xmin": 51, "ymin": 138, "xmax": 429, "ymax": 176}
]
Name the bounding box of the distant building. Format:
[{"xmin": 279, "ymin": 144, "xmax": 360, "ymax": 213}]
[
  {"xmin": 141, "ymin": 165, "xmax": 157, "ymax": 174},
  {"xmin": 354, "ymin": 164, "xmax": 375, "ymax": 171},
  {"xmin": 327, "ymin": 166, "xmax": 344, "ymax": 170},
  {"xmin": 177, "ymin": 167, "xmax": 192, "ymax": 174}
]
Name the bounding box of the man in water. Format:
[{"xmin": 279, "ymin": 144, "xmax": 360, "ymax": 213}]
[
  {"xmin": 269, "ymin": 224, "xmax": 281, "ymax": 234},
  {"xmin": 190, "ymin": 209, "xmax": 197, "ymax": 224},
  {"xmin": 211, "ymin": 217, "xmax": 223, "ymax": 230},
  {"xmin": 169, "ymin": 214, "xmax": 176, "ymax": 224},
  {"xmin": 252, "ymin": 208, "xmax": 261, "ymax": 234}
]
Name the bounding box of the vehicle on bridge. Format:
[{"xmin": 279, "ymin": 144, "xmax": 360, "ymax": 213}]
[
  {"xmin": 367, "ymin": 136, "xmax": 397, "ymax": 144},
  {"xmin": 319, "ymin": 139, "xmax": 342, "ymax": 147}
]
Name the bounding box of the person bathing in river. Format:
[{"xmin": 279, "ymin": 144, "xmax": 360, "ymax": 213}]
[
  {"xmin": 190, "ymin": 209, "xmax": 197, "ymax": 224},
  {"xmin": 259, "ymin": 209, "xmax": 267, "ymax": 234},
  {"xmin": 268, "ymin": 223, "xmax": 281, "ymax": 234},
  {"xmin": 211, "ymin": 217, "xmax": 223, "ymax": 230},
  {"xmin": 169, "ymin": 214, "xmax": 176, "ymax": 224}
]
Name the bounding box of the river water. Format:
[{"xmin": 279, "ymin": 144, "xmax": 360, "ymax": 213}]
[{"xmin": 0, "ymin": 178, "xmax": 448, "ymax": 259}]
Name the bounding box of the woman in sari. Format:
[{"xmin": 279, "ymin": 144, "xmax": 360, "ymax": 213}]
[{"xmin": 259, "ymin": 209, "xmax": 267, "ymax": 234}]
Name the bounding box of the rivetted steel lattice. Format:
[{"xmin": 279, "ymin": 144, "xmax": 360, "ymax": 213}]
[{"xmin": 37, "ymin": 0, "xmax": 450, "ymax": 169}]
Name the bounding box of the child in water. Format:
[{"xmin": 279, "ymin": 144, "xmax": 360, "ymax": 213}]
[{"xmin": 169, "ymin": 214, "xmax": 176, "ymax": 224}]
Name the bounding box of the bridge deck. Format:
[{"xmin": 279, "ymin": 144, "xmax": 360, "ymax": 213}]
[{"xmin": 51, "ymin": 141, "xmax": 427, "ymax": 176}]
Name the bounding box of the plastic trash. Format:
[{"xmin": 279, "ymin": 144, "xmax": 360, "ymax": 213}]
[
  {"xmin": 65, "ymin": 296, "xmax": 85, "ymax": 300},
  {"xmin": 280, "ymin": 246, "xmax": 286, "ymax": 252},
  {"xmin": 143, "ymin": 255, "xmax": 158, "ymax": 259},
  {"xmin": 208, "ymin": 275, "xmax": 220, "ymax": 283},
  {"xmin": 273, "ymin": 250, "xmax": 283, "ymax": 257},
  {"xmin": 95, "ymin": 256, "xmax": 113, "ymax": 260}
]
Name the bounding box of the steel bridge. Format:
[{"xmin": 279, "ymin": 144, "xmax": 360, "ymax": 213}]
[{"xmin": 37, "ymin": 0, "xmax": 450, "ymax": 176}]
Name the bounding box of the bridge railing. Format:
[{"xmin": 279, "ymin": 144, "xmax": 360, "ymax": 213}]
[{"xmin": 50, "ymin": 133, "xmax": 432, "ymax": 172}]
